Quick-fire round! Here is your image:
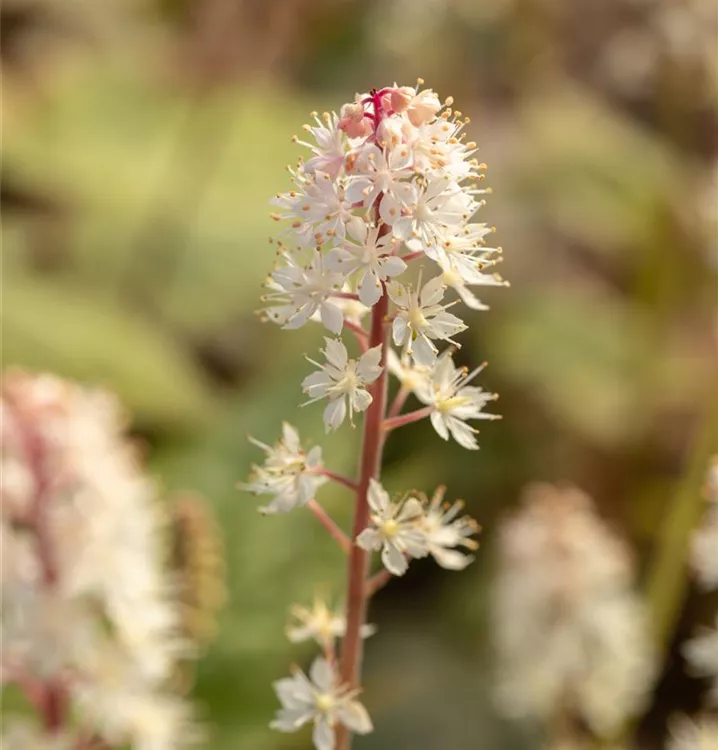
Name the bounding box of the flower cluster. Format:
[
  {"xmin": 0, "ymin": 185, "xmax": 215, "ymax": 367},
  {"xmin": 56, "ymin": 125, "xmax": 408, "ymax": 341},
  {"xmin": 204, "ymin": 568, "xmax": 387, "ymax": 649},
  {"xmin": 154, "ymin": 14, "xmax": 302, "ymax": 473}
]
[
  {"xmin": 680, "ymin": 457, "xmax": 718, "ymax": 716},
  {"xmin": 491, "ymin": 483, "xmax": 656, "ymax": 739},
  {"xmin": 265, "ymin": 81, "xmax": 502, "ymax": 434},
  {"xmin": 242, "ymin": 82, "xmax": 499, "ymax": 750},
  {"xmin": 0, "ymin": 371, "xmax": 197, "ymax": 749}
]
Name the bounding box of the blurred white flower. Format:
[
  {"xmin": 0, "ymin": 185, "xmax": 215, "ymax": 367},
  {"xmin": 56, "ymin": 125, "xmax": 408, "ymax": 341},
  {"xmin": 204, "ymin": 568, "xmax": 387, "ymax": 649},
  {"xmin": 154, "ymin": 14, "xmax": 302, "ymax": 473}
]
[
  {"xmin": 302, "ymin": 339, "xmax": 382, "ymax": 431},
  {"xmin": 356, "ymin": 479, "xmax": 428, "ymax": 575},
  {"xmin": 492, "ymin": 483, "xmax": 656, "ymax": 738},
  {"xmin": 388, "ymin": 276, "xmax": 467, "ymax": 365},
  {"xmin": 271, "ymin": 656, "xmax": 372, "ymax": 750},
  {"xmin": 0, "ymin": 371, "xmax": 195, "ymax": 749},
  {"xmin": 240, "ymin": 422, "xmax": 326, "ymax": 514},
  {"xmin": 667, "ymin": 714, "xmax": 718, "ymax": 750},
  {"xmin": 418, "ymin": 485, "xmax": 480, "ymax": 570},
  {"xmin": 386, "ymin": 348, "xmax": 433, "ymax": 395},
  {"xmin": 286, "ymin": 595, "xmax": 376, "ymax": 650},
  {"xmin": 296, "ymin": 111, "xmax": 346, "ymax": 179},
  {"xmin": 683, "ymin": 614, "xmax": 718, "ymax": 705},
  {"xmin": 416, "ymin": 351, "xmax": 499, "ymax": 450}
]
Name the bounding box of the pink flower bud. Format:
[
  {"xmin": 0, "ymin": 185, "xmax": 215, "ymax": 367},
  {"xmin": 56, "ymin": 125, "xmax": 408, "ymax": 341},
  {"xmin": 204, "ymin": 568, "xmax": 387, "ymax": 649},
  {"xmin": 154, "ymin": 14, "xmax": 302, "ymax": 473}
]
[
  {"xmin": 376, "ymin": 116, "xmax": 404, "ymax": 148},
  {"xmin": 338, "ymin": 101, "xmax": 372, "ymax": 138},
  {"xmin": 407, "ymin": 89, "xmax": 442, "ymax": 126},
  {"xmin": 390, "ymin": 86, "xmax": 415, "ymax": 113}
]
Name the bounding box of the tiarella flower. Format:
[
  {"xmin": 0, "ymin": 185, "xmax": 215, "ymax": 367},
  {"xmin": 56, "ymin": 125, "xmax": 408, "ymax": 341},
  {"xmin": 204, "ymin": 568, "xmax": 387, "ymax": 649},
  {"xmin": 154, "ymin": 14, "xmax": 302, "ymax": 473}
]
[
  {"xmin": 272, "ymin": 171, "xmax": 353, "ymax": 246},
  {"xmin": 302, "ymin": 339, "xmax": 382, "ymax": 431},
  {"xmin": 388, "ymin": 276, "xmax": 467, "ymax": 366},
  {"xmin": 417, "ymin": 486, "xmax": 480, "ymax": 570},
  {"xmin": 392, "ymin": 178, "xmax": 476, "ymax": 252},
  {"xmin": 326, "ymin": 217, "xmax": 406, "ymax": 306},
  {"xmin": 346, "ymin": 143, "xmax": 415, "ymax": 221},
  {"xmin": 296, "ymin": 112, "xmax": 346, "ymax": 178},
  {"xmin": 271, "ymin": 656, "xmax": 373, "ymax": 750},
  {"xmin": 356, "ymin": 479, "xmax": 428, "ymax": 576},
  {"xmin": 386, "ymin": 349, "xmax": 433, "ymax": 396},
  {"xmin": 667, "ymin": 715, "xmax": 718, "ymax": 750},
  {"xmin": 239, "ymin": 423, "xmax": 326, "ymax": 514},
  {"xmin": 0, "ymin": 372, "xmax": 195, "ymax": 750},
  {"xmin": 683, "ymin": 614, "xmax": 718, "ymax": 705},
  {"xmin": 416, "ymin": 351, "xmax": 499, "ymax": 450},
  {"xmin": 286, "ymin": 595, "xmax": 376, "ymax": 650},
  {"xmin": 263, "ymin": 251, "xmax": 345, "ymax": 333},
  {"xmin": 492, "ymin": 484, "xmax": 656, "ymax": 738}
]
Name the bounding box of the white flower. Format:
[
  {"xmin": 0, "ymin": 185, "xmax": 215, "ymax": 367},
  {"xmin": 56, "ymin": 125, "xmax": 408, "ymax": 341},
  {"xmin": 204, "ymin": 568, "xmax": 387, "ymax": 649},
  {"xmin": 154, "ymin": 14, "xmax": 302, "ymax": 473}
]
[
  {"xmin": 326, "ymin": 217, "xmax": 406, "ymax": 306},
  {"xmin": 239, "ymin": 423, "xmax": 326, "ymax": 514},
  {"xmin": 418, "ymin": 486, "xmax": 480, "ymax": 570},
  {"xmin": 0, "ymin": 372, "xmax": 194, "ymax": 750},
  {"xmin": 302, "ymin": 339, "xmax": 382, "ymax": 431},
  {"xmin": 356, "ymin": 479, "xmax": 428, "ymax": 575},
  {"xmin": 391, "ymin": 178, "xmax": 476, "ymax": 252},
  {"xmin": 296, "ymin": 112, "xmax": 346, "ymax": 179},
  {"xmin": 286, "ymin": 595, "xmax": 376, "ymax": 650},
  {"xmin": 272, "ymin": 170, "xmax": 353, "ymax": 246},
  {"xmin": 667, "ymin": 715, "xmax": 718, "ymax": 750},
  {"xmin": 386, "ymin": 349, "xmax": 433, "ymax": 395},
  {"xmin": 416, "ymin": 351, "xmax": 499, "ymax": 450},
  {"xmin": 683, "ymin": 614, "xmax": 718, "ymax": 705},
  {"xmin": 492, "ymin": 483, "xmax": 656, "ymax": 737},
  {"xmin": 271, "ymin": 656, "xmax": 372, "ymax": 750},
  {"xmin": 388, "ymin": 276, "xmax": 467, "ymax": 366},
  {"xmin": 346, "ymin": 143, "xmax": 414, "ymax": 221},
  {"xmin": 264, "ymin": 250, "xmax": 345, "ymax": 333}
]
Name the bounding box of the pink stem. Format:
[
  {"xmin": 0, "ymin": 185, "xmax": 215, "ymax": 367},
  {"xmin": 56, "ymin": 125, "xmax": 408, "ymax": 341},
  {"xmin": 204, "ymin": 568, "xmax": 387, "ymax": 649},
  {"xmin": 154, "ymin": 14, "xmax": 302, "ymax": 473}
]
[
  {"xmin": 307, "ymin": 499, "xmax": 351, "ymax": 553},
  {"xmin": 401, "ymin": 250, "xmax": 424, "ymax": 263},
  {"xmin": 316, "ymin": 469, "xmax": 359, "ymax": 492},
  {"xmin": 365, "ymin": 569, "xmax": 394, "ymax": 597},
  {"xmin": 344, "ymin": 321, "xmax": 369, "ymax": 352},
  {"xmin": 330, "ymin": 291, "xmax": 360, "ymax": 301},
  {"xmin": 387, "ymin": 386, "xmax": 409, "ymax": 419},
  {"xmin": 19, "ymin": 423, "xmax": 68, "ymax": 733},
  {"xmin": 383, "ymin": 406, "xmax": 433, "ymax": 433}
]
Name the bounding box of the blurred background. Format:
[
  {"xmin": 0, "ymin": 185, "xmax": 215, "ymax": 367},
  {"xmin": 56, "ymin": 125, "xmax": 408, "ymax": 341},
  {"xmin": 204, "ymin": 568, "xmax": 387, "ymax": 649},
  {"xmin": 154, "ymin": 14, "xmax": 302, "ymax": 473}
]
[{"xmin": 2, "ymin": 0, "xmax": 717, "ymax": 747}]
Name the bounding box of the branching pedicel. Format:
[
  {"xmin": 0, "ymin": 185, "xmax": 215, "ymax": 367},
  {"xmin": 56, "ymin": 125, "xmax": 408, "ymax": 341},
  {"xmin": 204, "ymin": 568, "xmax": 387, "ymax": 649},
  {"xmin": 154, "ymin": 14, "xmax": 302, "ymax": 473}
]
[{"xmin": 240, "ymin": 81, "xmax": 504, "ymax": 750}]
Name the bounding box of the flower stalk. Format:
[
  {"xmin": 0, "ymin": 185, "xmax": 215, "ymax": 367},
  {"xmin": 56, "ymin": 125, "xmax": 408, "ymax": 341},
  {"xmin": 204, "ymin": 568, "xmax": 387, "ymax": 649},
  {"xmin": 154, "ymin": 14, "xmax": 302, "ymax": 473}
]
[{"xmin": 242, "ymin": 80, "xmax": 503, "ymax": 750}]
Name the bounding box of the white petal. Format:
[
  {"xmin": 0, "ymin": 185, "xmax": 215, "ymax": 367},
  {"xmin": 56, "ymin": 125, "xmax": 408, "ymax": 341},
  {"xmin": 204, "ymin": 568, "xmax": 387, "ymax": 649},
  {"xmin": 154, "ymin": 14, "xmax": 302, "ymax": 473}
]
[
  {"xmin": 419, "ymin": 275, "xmax": 446, "ymax": 307},
  {"xmin": 320, "ymin": 303, "xmax": 344, "ymax": 334},
  {"xmin": 323, "ymin": 338, "xmax": 348, "ymax": 370},
  {"xmin": 386, "ymin": 280, "xmax": 409, "ymax": 306},
  {"xmin": 302, "ymin": 371, "xmax": 332, "ymax": 398},
  {"xmin": 430, "ymin": 411, "xmax": 450, "ymax": 441},
  {"xmin": 309, "ymin": 657, "xmax": 335, "ymax": 692},
  {"xmin": 281, "ymin": 422, "xmax": 300, "ymax": 451},
  {"xmin": 430, "ymin": 311, "xmax": 467, "ymax": 338},
  {"xmin": 367, "ymin": 478, "xmax": 390, "ymax": 513},
  {"xmin": 323, "ymin": 398, "xmax": 347, "ymax": 432},
  {"xmin": 379, "ymin": 192, "xmax": 402, "ymax": 225},
  {"xmin": 356, "ymin": 528, "xmax": 381, "ymax": 551},
  {"xmin": 351, "ymin": 389, "xmax": 373, "ymax": 413},
  {"xmin": 346, "ymin": 214, "xmax": 368, "ymax": 243},
  {"xmin": 412, "ymin": 335, "xmax": 437, "ymax": 366},
  {"xmin": 392, "ymin": 316, "xmax": 409, "ymax": 346},
  {"xmin": 382, "ymin": 543, "xmax": 408, "ymax": 575},
  {"xmin": 337, "ymin": 701, "xmax": 373, "ymax": 734},
  {"xmin": 313, "ymin": 719, "xmax": 335, "ymax": 750},
  {"xmin": 447, "ymin": 417, "xmax": 479, "ymax": 450},
  {"xmin": 358, "ymin": 269, "xmax": 382, "ymax": 307},
  {"xmin": 381, "ymin": 256, "xmax": 407, "ymax": 278},
  {"xmin": 357, "ymin": 345, "xmax": 383, "ymax": 381},
  {"xmin": 431, "ymin": 547, "xmax": 473, "ymax": 570}
]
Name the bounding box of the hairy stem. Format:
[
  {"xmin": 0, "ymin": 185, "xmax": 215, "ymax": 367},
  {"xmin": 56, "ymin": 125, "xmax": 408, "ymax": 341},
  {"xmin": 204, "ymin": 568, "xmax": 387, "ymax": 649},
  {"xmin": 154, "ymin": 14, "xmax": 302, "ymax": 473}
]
[{"xmin": 336, "ymin": 285, "xmax": 389, "ymax": 750}]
